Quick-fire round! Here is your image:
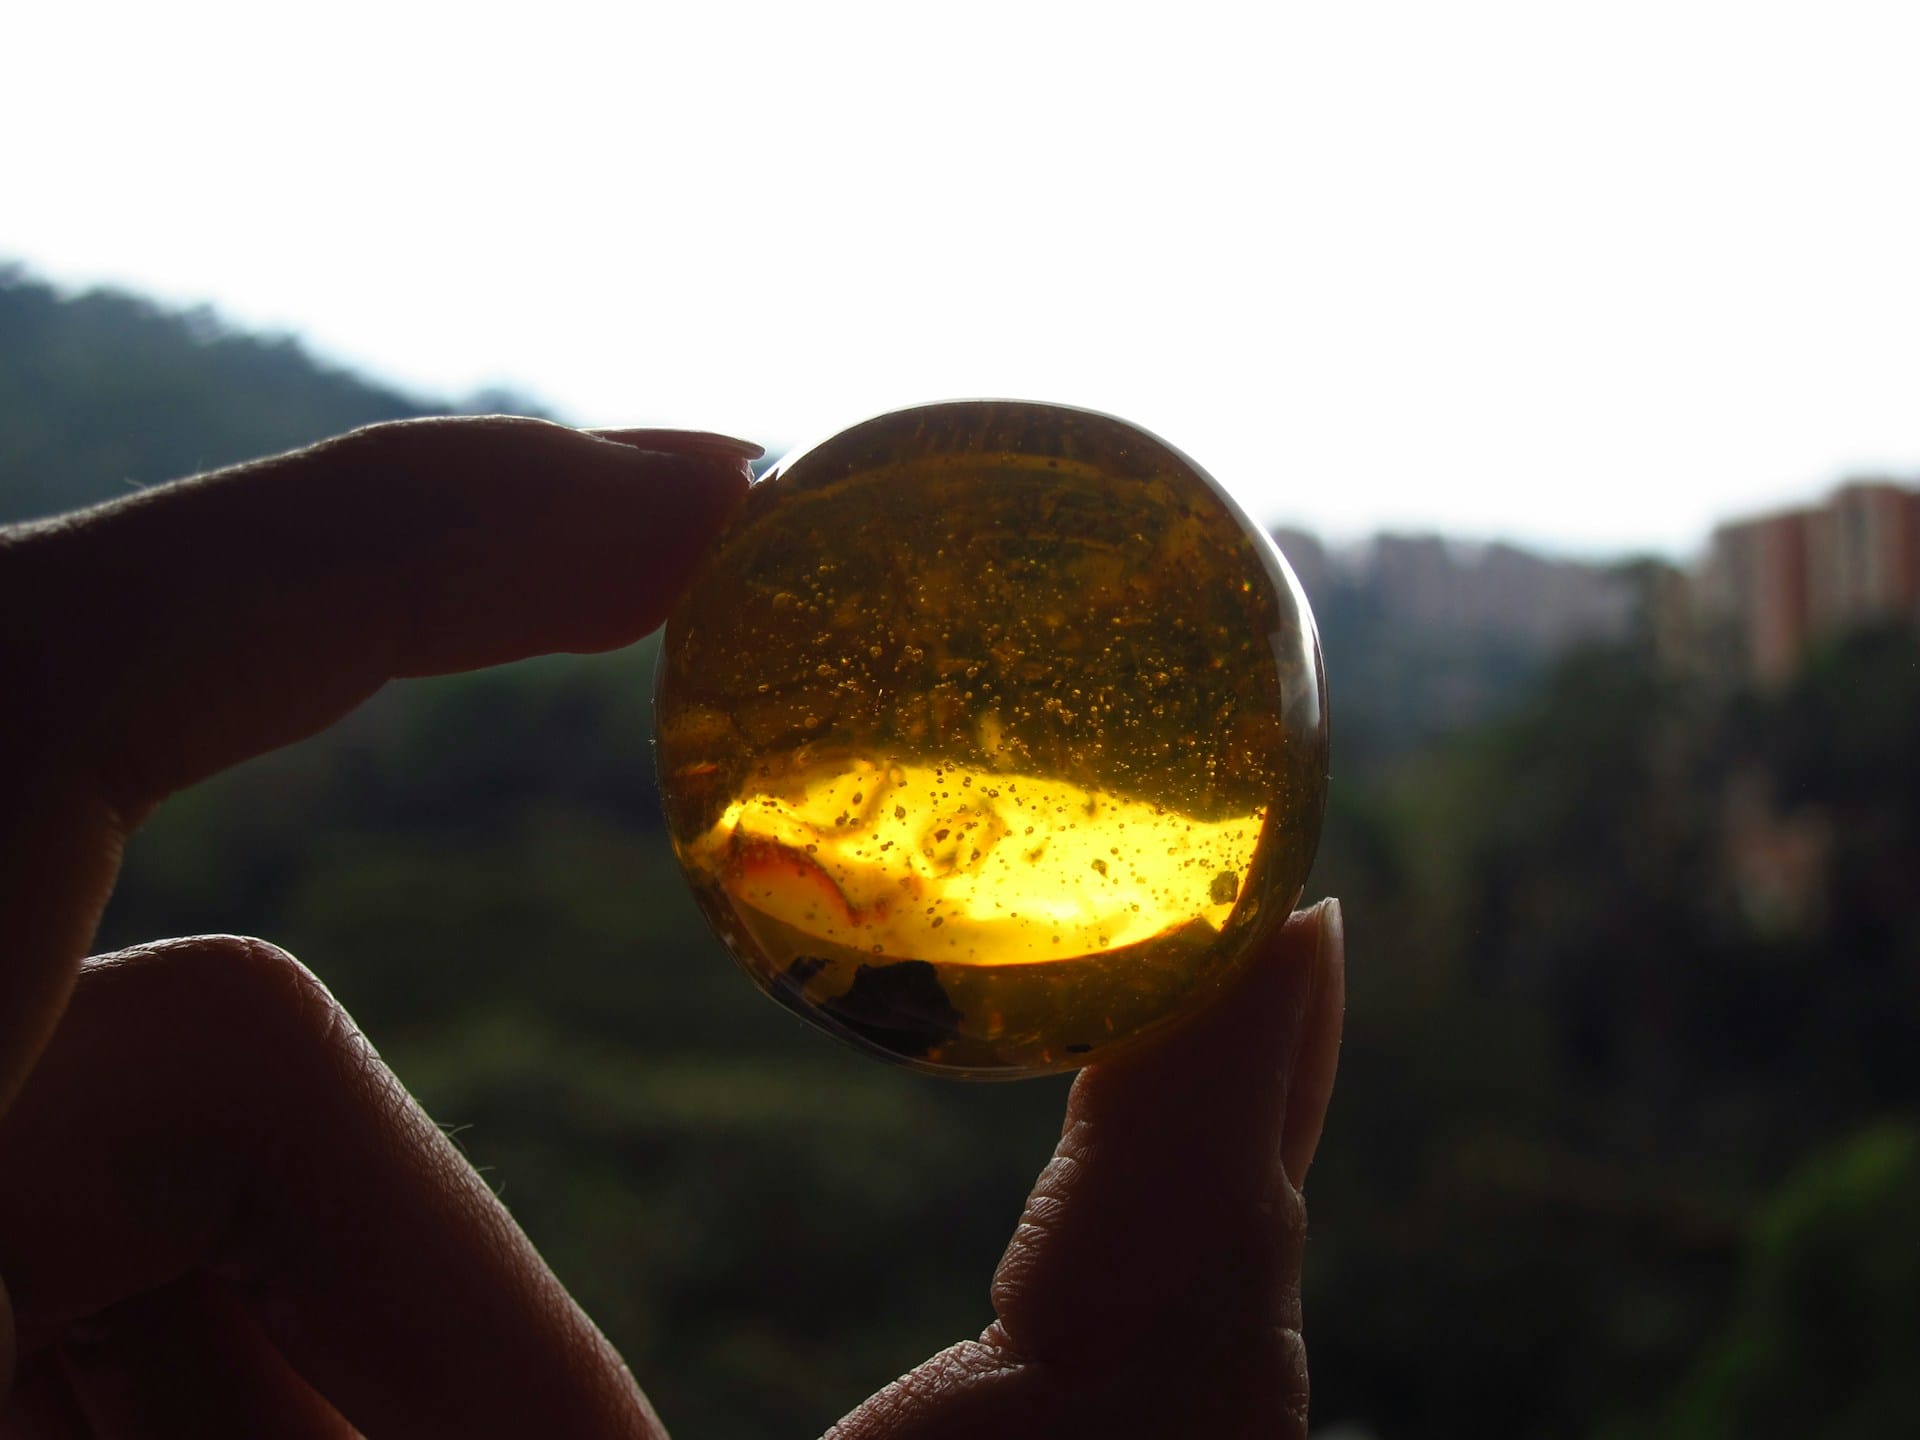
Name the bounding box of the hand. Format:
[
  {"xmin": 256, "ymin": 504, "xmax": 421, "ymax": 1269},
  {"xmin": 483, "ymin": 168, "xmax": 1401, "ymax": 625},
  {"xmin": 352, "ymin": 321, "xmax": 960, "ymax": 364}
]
[{"xmin": 0, "ymin": 418, "xmax": 1345, "ymax": 1437}]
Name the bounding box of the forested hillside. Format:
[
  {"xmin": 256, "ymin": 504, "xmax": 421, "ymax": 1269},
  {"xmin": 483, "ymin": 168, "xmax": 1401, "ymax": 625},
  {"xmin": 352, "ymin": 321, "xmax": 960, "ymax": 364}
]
[{"xmin": 0, "ymin": 265, "xmax": 529, "ymax": 523}]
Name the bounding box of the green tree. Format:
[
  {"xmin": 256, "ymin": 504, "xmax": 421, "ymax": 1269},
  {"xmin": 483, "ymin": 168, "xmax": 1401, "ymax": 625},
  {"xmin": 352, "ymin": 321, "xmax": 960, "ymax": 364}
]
[{"xmin": 1650, "ymin": 1124, "xmax": 1920, "ymax": 1439}]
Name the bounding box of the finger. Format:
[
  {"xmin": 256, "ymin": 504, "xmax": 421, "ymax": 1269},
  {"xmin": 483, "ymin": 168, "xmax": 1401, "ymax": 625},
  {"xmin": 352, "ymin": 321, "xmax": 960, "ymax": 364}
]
[
  {"xmin": 993, "ymin": 898, "xmax": 1342, "ymax": 1363},
  {"xmin": 0, "ymin": 936, "xmax": 667, "ymax": 1439},
  {"xmin": 3, "ymin": 416, "xmax": 753, "ymax": 813},
  {"xmin": 57, "ymin": 1274, "xmax": 355, "ymax": 1440},
  {"xmin": 0, "ymin": 1351, "xmax": 89, "ymax": 1439},
  {"xmin": 588, "ymin": 427, "xmax": 765, "ymax": 460},
  {"xmin": 829, "ymin": 900, "xmax": 1346, "ymax": 1439},
  {"xmin": 0, "ymin": 416, "xmax": 751, "ymax": 1114}
]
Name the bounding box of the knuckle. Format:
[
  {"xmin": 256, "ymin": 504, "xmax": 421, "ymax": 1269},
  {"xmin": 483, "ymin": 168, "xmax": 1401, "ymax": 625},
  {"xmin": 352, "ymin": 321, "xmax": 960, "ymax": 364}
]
[
  {"xmin": 88, "ymin": 934, "xmax": 350, "ymax": 1057},
  {"xmin": 313, "ymin": 415, "xmax": 583, "ymax": 540},
  {"xmin": 338, "ymin": 413, "xmax": 563, "ymax": 466}
]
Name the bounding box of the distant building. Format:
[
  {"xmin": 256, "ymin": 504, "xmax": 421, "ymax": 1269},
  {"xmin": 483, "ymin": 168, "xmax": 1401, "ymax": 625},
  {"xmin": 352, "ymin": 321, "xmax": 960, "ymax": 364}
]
[
  {"xmin": 1619, "ymin": 558, "xmax": 1700, "ymax": 672},
  {"xmin": 1701, "ymin": 509, "xmax": 1813, "ymax": 685},
  {"xmin": 1808, "ymin": 480, "xmax": 1920, "ymax": 632},
  {"xmin": 1720, "ymin": 769, "xmax": 1832, "ymax": 937},
  {"xmin": 1701, "ymin": 480, "xmax": 1920, "ymax": 684},
  {"xmin": 1272, "ymin": 474, "xmax": 1918, "ymax": 694},
  {"xmin": 1357, "ymin": 533, "xmax": 1634, "ymax": 649},
  {"xmin": 1271, "ymin": 526, "xmax": 1331, "ymax": 609}
]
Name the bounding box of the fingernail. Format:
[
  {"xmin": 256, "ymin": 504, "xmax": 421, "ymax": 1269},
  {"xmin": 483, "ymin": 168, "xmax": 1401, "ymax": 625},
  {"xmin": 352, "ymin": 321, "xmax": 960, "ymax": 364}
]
[
  {"xmin": 1304, "ymin": 896, "xmax": 1344, "ymax": 1067},
  {"xmin": 590, "ymin": 427, "xmax": 766, "ymax": 461},
  {"xmin": 1281, "ymin": 895, "xmax": 1344, "ymax": 1188},
  {"xmin": 1316, "ymin": 895, "xmax": 1343, "ymax": 975},
  {"xmin": 629, "ymin": 451, "xmax": 755, "ymax": 542},
  {"xmin": 1283, "ymin": 899, "xmax": 1336, "ymax": 1067}
]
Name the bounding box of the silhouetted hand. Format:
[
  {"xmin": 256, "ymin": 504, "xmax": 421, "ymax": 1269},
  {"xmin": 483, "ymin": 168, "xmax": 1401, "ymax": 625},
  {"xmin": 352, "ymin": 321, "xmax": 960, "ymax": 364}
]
[{"xmin": 0, "ymin": 417, "xmax": 1344, "ymax": 1437}]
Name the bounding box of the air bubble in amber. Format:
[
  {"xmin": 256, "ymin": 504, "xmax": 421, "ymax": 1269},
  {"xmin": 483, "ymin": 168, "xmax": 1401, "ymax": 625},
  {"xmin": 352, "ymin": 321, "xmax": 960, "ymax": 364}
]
[{"xmin": 655, "ymin": 401, "xmax": 1327, "ymax": 1078}]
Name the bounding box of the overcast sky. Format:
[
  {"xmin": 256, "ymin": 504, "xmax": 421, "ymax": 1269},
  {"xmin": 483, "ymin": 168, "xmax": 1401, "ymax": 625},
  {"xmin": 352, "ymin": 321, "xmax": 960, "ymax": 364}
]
[{"xmin": 6, "ymin": 2, "xmax": 1919, "ymax": 556}]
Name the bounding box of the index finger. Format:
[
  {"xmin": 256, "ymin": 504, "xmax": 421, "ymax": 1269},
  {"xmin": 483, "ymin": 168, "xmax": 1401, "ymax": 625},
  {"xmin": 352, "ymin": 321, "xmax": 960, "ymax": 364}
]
[{"xmin": 0, "ymin": 416, "xmax": 754, "ymax": 1112}]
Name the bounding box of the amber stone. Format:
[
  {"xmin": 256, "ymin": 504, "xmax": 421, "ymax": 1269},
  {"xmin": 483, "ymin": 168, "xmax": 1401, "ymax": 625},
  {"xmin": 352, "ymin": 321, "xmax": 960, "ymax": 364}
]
[{"xmin": 655, "ymin": 401, "xmax": 1327, "ymax": 1078}]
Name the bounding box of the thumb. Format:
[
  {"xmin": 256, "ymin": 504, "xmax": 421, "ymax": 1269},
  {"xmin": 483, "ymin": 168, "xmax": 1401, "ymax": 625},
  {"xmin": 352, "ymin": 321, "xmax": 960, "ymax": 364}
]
[
  {"xmin": 995, "ymin": 897, "xmax": 1344, "ymax": 1403},
  {"xmin": 831, "ymin": 898, "xmax": 1346, "ymax": 1439}
]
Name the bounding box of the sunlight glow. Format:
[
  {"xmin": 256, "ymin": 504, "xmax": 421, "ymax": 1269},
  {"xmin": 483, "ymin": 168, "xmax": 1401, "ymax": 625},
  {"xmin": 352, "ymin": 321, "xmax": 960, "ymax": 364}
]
[
  {"xmin": 686, "ymin": 755, "xmax": 1264, "ymax": 964},
  {"xmin": 6, "ymin": 1, "xmax": 1920, "ymax": 553}
]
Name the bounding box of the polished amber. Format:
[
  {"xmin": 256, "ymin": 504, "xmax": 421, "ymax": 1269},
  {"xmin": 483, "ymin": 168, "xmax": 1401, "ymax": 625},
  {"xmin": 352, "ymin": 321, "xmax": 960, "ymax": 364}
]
[{"xmin": 655, "ymin": 401, "xmax": 1327, "ymax": 1078}]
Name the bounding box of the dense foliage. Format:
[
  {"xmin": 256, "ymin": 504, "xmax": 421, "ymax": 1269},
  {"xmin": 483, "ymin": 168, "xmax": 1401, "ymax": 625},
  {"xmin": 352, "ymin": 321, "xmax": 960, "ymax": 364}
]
[{"xmin": 6, "ymin": 266, "xmax": 1914, "ymax": 1437}]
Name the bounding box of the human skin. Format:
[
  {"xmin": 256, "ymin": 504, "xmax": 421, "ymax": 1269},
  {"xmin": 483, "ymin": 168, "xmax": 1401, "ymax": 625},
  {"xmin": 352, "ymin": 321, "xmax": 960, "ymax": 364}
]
[{"xmin": 0, "ymin": 417, "xmax": 1345, "ymax": 1438}]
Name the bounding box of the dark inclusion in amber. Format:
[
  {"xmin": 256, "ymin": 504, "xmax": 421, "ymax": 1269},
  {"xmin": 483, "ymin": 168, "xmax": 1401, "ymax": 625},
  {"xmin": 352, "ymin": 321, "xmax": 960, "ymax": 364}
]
[{"xmin": 655, "ymin": 401, "xmax": 1328, "ymax": 1079}]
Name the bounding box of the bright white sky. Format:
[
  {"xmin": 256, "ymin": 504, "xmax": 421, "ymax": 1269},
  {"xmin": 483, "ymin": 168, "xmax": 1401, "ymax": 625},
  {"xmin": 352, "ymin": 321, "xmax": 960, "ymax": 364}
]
[{"xmin": 5, "ymin": 1, "xmax": 1919, "ymax": 556}]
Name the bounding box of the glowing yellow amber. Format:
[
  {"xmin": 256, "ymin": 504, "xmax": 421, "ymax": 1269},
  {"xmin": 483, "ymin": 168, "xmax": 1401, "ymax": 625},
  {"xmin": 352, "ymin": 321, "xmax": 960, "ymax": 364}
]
[{"xmin": 656, "ymin": 401, "xmax": 1327, "ymax": 1078}]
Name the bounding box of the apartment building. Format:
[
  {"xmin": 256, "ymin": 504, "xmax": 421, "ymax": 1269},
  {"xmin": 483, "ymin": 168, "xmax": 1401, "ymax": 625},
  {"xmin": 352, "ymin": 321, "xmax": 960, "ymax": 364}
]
[{"xmin": 1702, "ymin": 481, "xmax": 1920, "ymax": 683}]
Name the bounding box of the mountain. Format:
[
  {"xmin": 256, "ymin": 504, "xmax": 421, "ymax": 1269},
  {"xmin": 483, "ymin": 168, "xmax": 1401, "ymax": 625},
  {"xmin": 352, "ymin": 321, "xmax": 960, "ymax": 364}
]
[{"xmin": 0, "ymin": 264, "xmax": 541, "ymax": 525}]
